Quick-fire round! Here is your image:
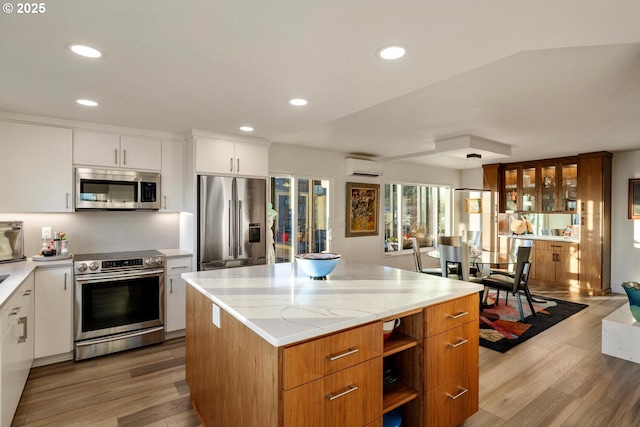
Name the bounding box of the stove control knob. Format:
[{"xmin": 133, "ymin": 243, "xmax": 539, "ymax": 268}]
[
  {"xmin": 89, "ymin": 262, "xmax": 99, "ymax": 271},
  {"xmin": 154, "ymin": 257, "xmax": 164, "ymax": 266},
  {"xmin": 145, "ymin": 258, "xmax": 153, "ymax": 266},
  {"xmin": 77, "ymin": 263, "xmax": 87, "ymax": 272}
]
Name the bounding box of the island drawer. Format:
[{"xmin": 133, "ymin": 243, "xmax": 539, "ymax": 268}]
[
  {"xmin": 426, "ymin": 366, "xmax": 479, "ymax": 427},
  {"xmin": 425, "ymin": 321, "xmax": 478, "ymax": 391},
  {"xmin": 282, "ymin": 322, "xmax": 383, "ymax": 390},
  {"xmin": 425, "ymin": 293, "xmax": 478, "ymax": 337},
  {"xmin": 283, "ymin": 357, "xmax": 383, "ymax": 427},
  {"xmin": 165, "ymin": 256, "xmax": 193, "ymax": 273}
]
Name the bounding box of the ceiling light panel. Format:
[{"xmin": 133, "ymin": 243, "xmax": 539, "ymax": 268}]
[
  {"xmin": 76, "ymin": 99, "xmax": 98, "ymax": 107},
  {"xmin": 288, "ymin": 98, "xmax": 308, "ymax": 106},
  {"xmin": 67, "ymin": 43, "xmax": 102, "ymax": 58},
  {"xmin": 377, "ymin": 45, "xmax": 406, "ymax": 60}
]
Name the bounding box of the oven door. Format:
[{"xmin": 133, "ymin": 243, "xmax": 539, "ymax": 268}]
[{"xmin": 74, "ymin": 269, "xmax": 165, "ymax": 342}]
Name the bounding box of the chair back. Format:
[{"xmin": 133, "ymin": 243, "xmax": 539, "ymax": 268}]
[
  {"xmin": 438, "ymin": 235, "xmax": 463, "ymax": 246},
  {"xmin": 438, "ymin": 244, "xmax": 470, "ymax": 281},
  {"xmin": 511, "ymin": 245, "xmax": 533, "ymax": 292},
  {"xmin": 410, "ymin": 237, "xmax": 423, "ymax": 272},
  {"xmin": 466, "ymin": 230, "xmax": 481, "ymax": 247}
]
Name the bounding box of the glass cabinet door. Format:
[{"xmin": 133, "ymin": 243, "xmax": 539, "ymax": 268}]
[
  {"xmin": 561, "ymin": 164, "xmax": 578, "ymax": 212},
  {"xmin": 504, "ymin": 168, "xmax": 518, "ymax": 211},
  {"xmin": 541, "ymin": 165, "xmax": 556, "ymax": 212},
  {"xmin": 522, "ymin": 166, "xmax": 536, "ymax": 212}
]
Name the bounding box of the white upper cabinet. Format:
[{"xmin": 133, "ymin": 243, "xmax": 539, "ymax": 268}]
[
  {"xmin": 0, "ymin": 121, "xmax": 73, "ymax": 212},
  {"xmin": 161, "ymin": 140, "xmax": 184, "ymax": 212},
  {"xmin": 195, "ymin": 137, "xmax": 268, "ymax": 177},
  {"xmin": 73, "ymin": 130, "xmax": 161, "ymax": 171}
]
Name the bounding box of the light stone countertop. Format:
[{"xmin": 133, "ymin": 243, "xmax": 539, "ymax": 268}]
[
  {"xmin": 0, "ymin": 258, "xmax": 73, "ymax": 309},
  {"xmin": 182, "ymin": 260, "xmax": 484, "ymax": 347},
  {"xmin": 501, "ymin": 234, "xmax": 579, "ymax": 243}
]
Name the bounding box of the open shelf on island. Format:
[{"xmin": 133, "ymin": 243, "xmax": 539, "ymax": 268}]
[
  {"xmin": 383, "ymin": 332, "xmax": 419, "ymax": 357},
  {"xmin": 383, "ymin": 382, "xmax": 419, "ymax": 414}
]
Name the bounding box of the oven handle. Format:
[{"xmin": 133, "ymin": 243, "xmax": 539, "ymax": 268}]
[
  {"xmin": 75, "ymin": 326, "xmax": 165, "ymax": 347},
  {"xmin": 75, "ymin": 269, "xmax": 164, "ymax": 283}
]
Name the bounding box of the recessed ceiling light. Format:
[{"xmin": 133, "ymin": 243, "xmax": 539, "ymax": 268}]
[
  {"xmin": 239, "ymin": 126, "xmax": 254, "ymax": 132},
  {"xmin": 67, "ymin": 43, "xmax": 102, "ymax": 59},
  {"xmin": 288, "ymin": 98, "xmax": 308, "ymax": 107},
  {"xmin": 76, "ymin": 99, "xmax": 98, "ymax": 107},
  {"xmin": 377, "ymin": 45, "xmax": 406, "ymax": 60}
]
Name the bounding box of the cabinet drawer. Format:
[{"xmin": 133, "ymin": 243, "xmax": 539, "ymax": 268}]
[
  {"xmin": 426, "ymin": 367, "xmax": 479, "ymax": 427},
  {"xmin": 283, "ymin": 358, "xmax": 382, "ymax": 427},
  {"xmin": 425, "ymin": 294, "xmax": 478, "ymax": 337},
  {"xmin": 425, "ymin": 321, "xmax": 478, "ymax": 391},
  {"xmin": 1, "ymin": 279, "xmax": 33, "ymax": 338},
  {"xmin": 282, "ymin": 322, "xmax": 382, "ymax": 390},
  {"xmin": 166, "ymin": 256, "xmax": 193, "ymax": 273}
]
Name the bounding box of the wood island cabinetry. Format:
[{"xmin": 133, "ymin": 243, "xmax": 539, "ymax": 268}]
[{"xmin": 185, "ymin": 267, "xmax": 481, "ymax": 427}]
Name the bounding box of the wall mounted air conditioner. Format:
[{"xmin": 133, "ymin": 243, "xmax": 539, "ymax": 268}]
[{"xmin": 344, "ymin": 158, "xmax": 385, "ymax": 177}]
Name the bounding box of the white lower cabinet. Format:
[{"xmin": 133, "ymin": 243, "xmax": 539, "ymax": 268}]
[
  {"xmin": 0, "ymin": 273, "xmax": 34, "ymax": 427},
  {"xmin": 34, "ymin": 267, "xmax": 73, "ymax": 359},
  {"xmin": 165, "ymin": 257, "xmax": 193, "ymax": 333}
]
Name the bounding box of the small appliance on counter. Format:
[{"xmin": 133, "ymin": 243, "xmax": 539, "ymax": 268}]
[{"xmin": 0, "ymin": 221, "xmax": 26, "ymax": 263}]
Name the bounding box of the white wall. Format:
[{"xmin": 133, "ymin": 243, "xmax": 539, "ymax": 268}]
[
  {"xmin": 0, "ymin": 212, "xmax": 180, "ymax": 257},
  {"xmin": 268, "ymin": 143, "xmax": 463, "ymax": 271},
  {"xmin": 611, "ymin": 151, "xmax": 640, "ymax": 294}
]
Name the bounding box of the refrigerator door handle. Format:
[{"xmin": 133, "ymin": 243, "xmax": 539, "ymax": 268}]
[
  {"xmin": 228, "ymin": 200, "xmax": 233, "ymax": 256},
  {"xmin": 238, "ymin": 200, "xmax": 243, "ymax": 256}
]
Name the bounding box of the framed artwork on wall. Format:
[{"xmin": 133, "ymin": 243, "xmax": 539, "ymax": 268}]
[
  {"xmin": 346, "ymin": 182, "xmax": 379, "ymax": 237},
  {"xmin": 466, "ymin": 198, "xmax": 483, "ymax": 214},
  {"xmin": 628, "ymin": 179, "xmax": 640, "ymax": 219}
]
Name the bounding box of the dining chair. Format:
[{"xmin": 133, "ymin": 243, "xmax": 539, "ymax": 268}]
[
  {"xmin": 481, "ymin": 245, "xmax": 535, "ymax": 321},
  {"xmin": 438, "ymin": 243, "xmax": 470, "ymax": 282},
  {"xmin": 410, "ymin": 237, "xmax": 442, "ymax": 275}
]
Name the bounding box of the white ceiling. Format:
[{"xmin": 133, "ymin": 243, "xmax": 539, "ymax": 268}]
[{"xmin": 1, "ymin": 1, "xmax": 640, "ymax": 169}]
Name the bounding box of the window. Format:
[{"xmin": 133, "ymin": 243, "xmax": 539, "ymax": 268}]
[
  {"xmin": 384, "ymin": 183, "xmax": 452, "ymax": 252},
  {"xmin": 270, "ymin": 176, "xmax": 330, "ymax": 262}
]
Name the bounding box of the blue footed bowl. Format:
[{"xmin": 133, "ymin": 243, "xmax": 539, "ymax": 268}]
[
  {"xmin": 622, "ymin": 281, "xmax": 640, "ymax": 322},
  {"xmin": 295, "ymin": 253, "xmax": 341, "ymax": 279}
]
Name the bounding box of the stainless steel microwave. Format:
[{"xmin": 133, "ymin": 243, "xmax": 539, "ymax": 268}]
[{"xmin": 75, "ymin": 168, "xmax": 161, "ymax": 210}]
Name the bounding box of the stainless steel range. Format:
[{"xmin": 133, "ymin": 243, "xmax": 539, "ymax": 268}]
[{"xmin": 73, "ymin": 250, "xmax": 165, "ymax": 361}]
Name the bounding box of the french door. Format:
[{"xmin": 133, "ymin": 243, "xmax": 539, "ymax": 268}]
[{"xmin": 270, "ymin": 176, "xmax": 330, "ymax": 262}]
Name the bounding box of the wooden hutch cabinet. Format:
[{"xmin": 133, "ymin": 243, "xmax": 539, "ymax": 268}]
[{"xmin": 483, "ymin": 152, "xmax": 611, "ymax": 295}]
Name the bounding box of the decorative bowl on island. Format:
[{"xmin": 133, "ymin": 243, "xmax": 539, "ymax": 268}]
[{"xmin": 295, "ymin": 253, "xmax": 341, "ymax": 279}]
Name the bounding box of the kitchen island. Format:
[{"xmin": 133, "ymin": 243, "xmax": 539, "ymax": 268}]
[{"xmin": 183, "ymin": 260, "xmax": 483, "ymax": 427}]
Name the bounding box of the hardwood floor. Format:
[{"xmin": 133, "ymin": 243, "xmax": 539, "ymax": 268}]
[{"xmin": 12, "ymin": 282, "xmax": 637, "ymax": 427}]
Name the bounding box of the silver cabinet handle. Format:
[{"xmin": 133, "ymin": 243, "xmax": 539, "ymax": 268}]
[
  {"xmin": 9, "ymin": 307, "xmax": 20, "ymax": 316},
  {"xmin": 66, "ymin": 192, "xmax": 70, "ymax": 209},
  {"xmin": 170, "ymin": 278, "xmax": 173, "ymax": 294},
  {"xmin": 447, "ymin": 387, "xmax": 469, "ymax": 400},
  {"xmin": 170, "ymin": 266, "xmax": 189, "ymax": 271},
  {"xmin": 18, "ymin": 317, "xmax": 27, "ymax": 343},
  {"xmin": 327, "ymin": 347, "xmax": 359, "ymax": 361},
  {"xmin": 114, "ymin": 149, "xmax": 118, "ymax": 165},
  {"xmin": 64, "ymin": 272, "xmax": 68, "ymax": 291},
  {"xmin": 123, "ymin": 149, "xmax": 127, "ymax": 165},
  {"xmin": 237, "ymin": 158, "xmax": 240, "ymax": 173},
  {"xmin": 163, "ymin": 195, "xmax": 167, "ymax": 210},
  {"xmin": 326, "ymin": 384, "xmax": 358, "ymax": 401},
  {"xmin": 447, "ymin": 338, "xmax": 469, "ymax": 348},
  {"xmin": 22, "ymin": 289, "xmax": 32, "ymax": 296},
  {"xmin": 229, "ymin": 157, "xmax": 233, "ymax": 173},
  {"xmin": 448, "ymin": 311, "xmax": 469, "ymax": 319}
]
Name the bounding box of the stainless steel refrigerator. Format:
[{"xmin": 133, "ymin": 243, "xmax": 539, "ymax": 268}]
[{"xmin": 198, "ymin": 175, "xmax": 267, "ymax": 270}]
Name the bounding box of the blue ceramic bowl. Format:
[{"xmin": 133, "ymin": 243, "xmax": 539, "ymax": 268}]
[{"xmin": 295, "ymin": 253, "xmax": 341, "ymax": 279}]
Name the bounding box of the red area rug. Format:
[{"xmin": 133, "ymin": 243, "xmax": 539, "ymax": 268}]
[{"xmin": 479, "ymin": 292, "xmax": 587, "ymax": 353}]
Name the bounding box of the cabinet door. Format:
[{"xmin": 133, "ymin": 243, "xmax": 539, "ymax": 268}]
[
  {"xmin": 503, "ymin": 167, "xmax": 519, "ymax": 211},
  {"xmin": 540, "ymin": 164, "xmax": 557, "ymax": 212},
  {"xmin": 555, "ymin": 243, "xmax": 579, "ymax": 286},
  {"xmin": 165, "ymin": 257, "xmax": 192, "ymax": 332},
  {"xmin": 195, "ymin": 138, "xmax": 235, "ymax": 174},
  {"xmin": 161, "ymin": 140, "xmax": 184, "ymax": 212},
  {"xmin": 0, "ymin": 121, "xmax": 73, "ymax": 212},
  {"xmin": 120, "ymin": 136, "xmax": 161, "ymax": 170},
  {"xmin": 533, "ymin": 244, "xmax": 556, "ymax": 283},
  {"xmin": 234, "ymin": 143, "xmax": 268, "ymax": 177},
  {"xmin": 73, "ymin": 130, "xmax": 121, "ymax": 167},
  {"xmin": 34, "ymin": 267, "xmax": 73, "ymax": 358}
]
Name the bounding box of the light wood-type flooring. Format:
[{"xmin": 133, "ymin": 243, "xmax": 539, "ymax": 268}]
[{"xmin": 12, "ymin": 281, "xmax": 637, "ymax": 427}]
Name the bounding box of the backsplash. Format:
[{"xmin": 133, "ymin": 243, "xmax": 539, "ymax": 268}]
[{"xmin": 0, "ymin": 212, "xmax": 180, "ymax": 257}]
